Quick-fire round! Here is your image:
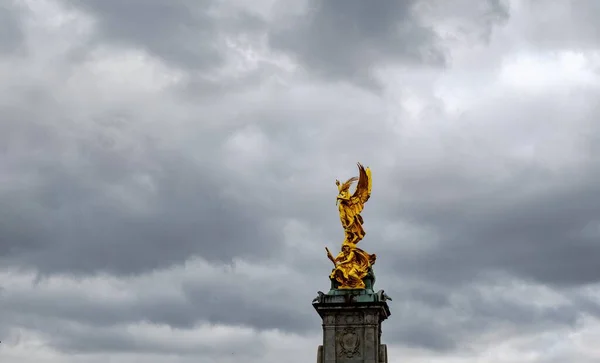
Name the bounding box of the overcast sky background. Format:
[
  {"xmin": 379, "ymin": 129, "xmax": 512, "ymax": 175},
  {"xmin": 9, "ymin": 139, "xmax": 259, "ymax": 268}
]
[{"xmin": 1, "ymin": 0, "xmax": 600, "ymax": 362}]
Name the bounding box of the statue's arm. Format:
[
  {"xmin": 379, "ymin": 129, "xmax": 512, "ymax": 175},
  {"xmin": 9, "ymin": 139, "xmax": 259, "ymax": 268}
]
[
  {"xmin": 325, "ymin": 247, "xmax": 336, "ymax": 265},
  {"xmin": 339, "ymin": 251, "xmax": 355, "ymax": 265},
  {"xmin": 337, "ymin": 194, "xmax": 350, "ymax": 202}
]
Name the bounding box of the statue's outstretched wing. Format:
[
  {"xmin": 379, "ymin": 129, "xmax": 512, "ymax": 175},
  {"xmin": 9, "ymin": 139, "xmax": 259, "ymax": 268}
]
[{"xmin": 349, "ymin": 163, "xmax": 372, "ymax": 214}]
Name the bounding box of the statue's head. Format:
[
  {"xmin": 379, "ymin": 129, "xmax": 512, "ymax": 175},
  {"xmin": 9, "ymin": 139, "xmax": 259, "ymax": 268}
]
[
  {"xmin": 336, "ymin": 177, "xmax": 356, "ymax": 195},
  {"xmin": 341, "ymin": 243, "xmax": 355, "ymax": 255},
  {"xmin": 340, "ymin": 246, "xmax": 348, "ymax": 256},
  {"xmin": 336, "ymin": 180, "xmax": 350, "ymax": 205}
]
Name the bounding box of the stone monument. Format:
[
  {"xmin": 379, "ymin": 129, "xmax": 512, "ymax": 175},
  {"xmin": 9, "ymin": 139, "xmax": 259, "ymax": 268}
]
[{"xmin": 312, "ymin": 163, "xmax": 392, "ymax": 363}]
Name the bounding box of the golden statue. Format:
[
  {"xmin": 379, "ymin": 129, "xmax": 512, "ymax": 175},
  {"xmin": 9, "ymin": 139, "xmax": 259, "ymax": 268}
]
[{"xmin": 325, "ymin": 163, "xmax": 376, "ymax": 289}]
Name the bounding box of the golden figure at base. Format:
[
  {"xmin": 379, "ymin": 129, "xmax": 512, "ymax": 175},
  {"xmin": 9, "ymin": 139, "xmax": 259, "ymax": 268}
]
[{"xmin": 325, "ymin": 163, "xmax": 377, "ymax": 289}]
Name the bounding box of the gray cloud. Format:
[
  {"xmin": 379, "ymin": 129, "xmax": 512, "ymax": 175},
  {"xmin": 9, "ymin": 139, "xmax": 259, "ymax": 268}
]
[
  {"xmin": 0, "ymin": 85, "xmax": 284, "ymax": 275},
  {"xmin": 378, "ymin": 99, "xmax": 600, "ymax": 288},
  {"xmin": 1, "ymin": 267, "xmax": 594, "ymax": 355},
  {"xmin": 0, "ymin": 2, "xmax": 24, "ymax": 54},
  {"xmin": 61, "ymin": 0, "xmax": 265, "ymax": 71},
  {"xmin": 2, "ymin": 0, "xmax": 600, "ymax": 362},
  {"xmin": 518, "ymin": 0, "xmax": 600, "ymax": 51},
  {"xmin": 374, "ymin": 275, "xmax": 590, "ymax": 352},
  {"xmin": 268, "ymin": 0, "xmax": 510, "ymax": 88},
  {"xmin": 269, "ymin": 0, "xmax": 444, "ymax": 88},
  {"xmin": 0, "ymin": 122, "xmax": 283, "ymax": 275}
]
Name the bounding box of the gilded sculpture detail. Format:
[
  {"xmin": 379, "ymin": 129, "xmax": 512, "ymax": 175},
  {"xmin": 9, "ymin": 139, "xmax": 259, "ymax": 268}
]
[{"xmin": 325, "ymin": 163, "xmax": 377, "ymax": 289}]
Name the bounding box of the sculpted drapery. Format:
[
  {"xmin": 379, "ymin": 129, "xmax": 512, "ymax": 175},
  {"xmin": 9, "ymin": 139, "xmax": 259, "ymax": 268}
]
[{"xmin": 326, "ymin": 163, "xmax": 376, "ymax": 289}]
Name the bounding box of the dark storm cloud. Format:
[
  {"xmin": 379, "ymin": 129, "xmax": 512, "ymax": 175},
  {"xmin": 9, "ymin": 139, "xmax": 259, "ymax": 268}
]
[
  {"xmin": 389, "ymin": 320, "xmax": 457, "ymax": 352},
  {"xmin": 0, "ymin": 266, "xmax": 591, "ymax": 355},
  {"xmin": 2, "ymin": 312, "xmax": 265, "ymax": 357},
  {"xmin": 62, "ymin": 0, "xmax": 265, "ymax": 70},
  {"xmin": 268, "ymin": 0, "xmax": 511, "ymax": 88},
  {"xmin": 269, "ymin": 0, "xmax": 444, "ymax": 88},
  {"xmin": 0, "ymin": 2, "xmax": 24, "ymax": 55},
  {"xmin": 375, "ymin": 275, "xmax": 589, "ymax": 352},
  {"xmin": 183, "ymin": 284, "xmax": 317, "ymax": 332},
  {"xmin": 0, "ymin": 100, "xmax": 283, "ymax": 276},
  {"xmin": 3, "ymin": 74, "xmax": 598, "ymax": 357},
  {"xmin": 0, "ymin": 270, "xmax": 317, "ymax": 334},
  {"xmin": 0, "ymin": 262, "xmax": 321, "ymax": 356},
  {"xmin": 2, "ymin": 0, "xmax": 600, "ymax": 361},
  {"xmin": 383, "ymin": 149, "xmax": 600, "ymax": 288}
]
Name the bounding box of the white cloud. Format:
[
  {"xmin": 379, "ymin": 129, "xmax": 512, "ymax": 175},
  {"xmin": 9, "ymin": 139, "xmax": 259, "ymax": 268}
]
[{"xmin": 499, "ymin": 51, "xmax": 600, "ymax": 93}]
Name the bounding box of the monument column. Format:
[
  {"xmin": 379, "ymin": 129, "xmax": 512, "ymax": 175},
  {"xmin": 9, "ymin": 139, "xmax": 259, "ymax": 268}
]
[
  {"xmin": 312, "ymin": 163, "xmax": 392, "ymax": 363},
  {"xmin": 312, "ymin": 278, "xmax": 391, "ymax": 363}
]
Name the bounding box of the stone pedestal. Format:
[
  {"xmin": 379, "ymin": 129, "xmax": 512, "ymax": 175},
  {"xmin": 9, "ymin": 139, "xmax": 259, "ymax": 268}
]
[{"xmin": 312, "ymin": 271, "xmax": 391, "ymax": 363}]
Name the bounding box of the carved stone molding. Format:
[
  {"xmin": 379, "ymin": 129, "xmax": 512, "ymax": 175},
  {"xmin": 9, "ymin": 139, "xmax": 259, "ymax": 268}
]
[
  {"xmin": 337, "ymin": 327, "xmax": 360, "ymax": 358},
  {"xmin": 337, "ymin": 313, "xmax": 364, "ymax": 325},
  {"xmin": 324, "ymin": 315, "xmax": 336, "ymax": 325}
]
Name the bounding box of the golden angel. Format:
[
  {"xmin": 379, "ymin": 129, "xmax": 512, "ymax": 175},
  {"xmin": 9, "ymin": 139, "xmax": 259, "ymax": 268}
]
[
  {"xmin": 325, "ymin": 163, "xmax": 376, "ymax": 289},
  {"xmin": 335, "ymin": 162, "xmax": 372, "ymax": 245}
]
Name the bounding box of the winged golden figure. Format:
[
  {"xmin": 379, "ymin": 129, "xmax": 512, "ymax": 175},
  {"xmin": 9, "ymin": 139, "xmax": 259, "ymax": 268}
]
[
  {"xmin": 336, "ymin": 162, "xmax": 372, "ymax": 246},
  {"xmin": 325, "ymin": 163, "xmax": 376, "ymax": 289}
]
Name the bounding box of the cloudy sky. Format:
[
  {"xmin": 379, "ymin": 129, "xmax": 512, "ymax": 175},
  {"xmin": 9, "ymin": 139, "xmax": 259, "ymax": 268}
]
[{"xmin": 1, "ymin": 0, "xmax": 600, "ymax": 362}]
